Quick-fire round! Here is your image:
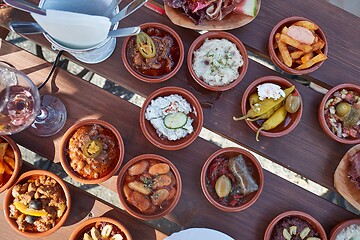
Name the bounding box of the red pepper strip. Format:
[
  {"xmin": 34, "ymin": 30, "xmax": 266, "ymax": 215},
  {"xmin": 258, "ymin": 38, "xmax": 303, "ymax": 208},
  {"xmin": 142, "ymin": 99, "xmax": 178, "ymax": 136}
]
[{"xmin": 145, "ymin": 1, "xmax": 165, "ymax": 15}]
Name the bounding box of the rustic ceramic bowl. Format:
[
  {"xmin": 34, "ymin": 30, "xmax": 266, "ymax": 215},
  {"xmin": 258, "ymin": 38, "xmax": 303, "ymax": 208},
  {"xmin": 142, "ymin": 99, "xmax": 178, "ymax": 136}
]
[
  {"xmin": 318, "ymin": 83, "xmax": 360, "ymax": 144},
  {"xmin": 0, "ymin": 136, "xmax": 22, "ymax": 193},
  {"xmin": 69, "ymin": 216, "xmax": 133, "ymax": 240},
  {"xmin": 140, "ymin": 86, "xmax": 203, "ymax": 150},
  {"xmin": 3, "ymin": 170, "xmax": 71, "ymax": 238},
  {"xmin": 329, "ymin": 219, "xmax": 360, "ymax": 240},
  {"xmin": 200, "ymin": 147, "xmax": 264, "ymax": 212},
  {"xmin": 121, "ymin": 22, "xmax": 184, "ymax": 83},
  {"xmin": 268, "ymin": 16, "xmax": 328, "ymax": 75},
  {"xmin": 60, "ymin": 119, "xmax": 124, "ymax": 184},
  {"xmin": 264, "ymin": 211, "xmax": 327, "ymax": 240},
  {"xmin": 187, "ymin": 31, "xmax": 248, "ymax": 91},
  {"xmin": 117, "ymin": 154, "xmax": 182, "ymax": 220},
  {"xmin": 240, "ymin": 76, "xmax": 303, "ymax": 140}
]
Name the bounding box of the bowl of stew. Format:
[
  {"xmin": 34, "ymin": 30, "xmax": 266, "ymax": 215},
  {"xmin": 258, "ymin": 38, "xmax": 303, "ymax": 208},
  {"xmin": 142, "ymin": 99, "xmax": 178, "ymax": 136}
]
[
  {"xmin": 122, "ymin": 22, "xmax": 184, "ymax": 83},
  {"xmin": 318, "ymin": 83, "xmax": 360, "ymax": 144},
  {"xmin": 117, "ymin": 154, "xmax": 182, "ymax": 220},
  {"xmin": 264, "ymin": 211, "xmax": 327, "ymax": 240},
  {"xmin": 200, "ymin": 147, "xmax": 264, "ymax": 212},
  {"xmin": 0, "ymin": 136, "xmax": 22, "ymax": 193},
  {"xmin": 60, "ymin": 119, "xmax": 124, "ymax": 184},
  {"xmin": 69, "ymin": 217, "xmax": 132, "ymax": 240},
  {"xmin": 4, "ymin": 170, "xmax": 71, "ymax": 238}
]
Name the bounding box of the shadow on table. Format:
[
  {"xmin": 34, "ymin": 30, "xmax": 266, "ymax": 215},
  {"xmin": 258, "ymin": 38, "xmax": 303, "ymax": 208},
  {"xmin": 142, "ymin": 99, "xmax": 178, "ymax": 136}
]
[{"xmin": 63, "ymin": 184, "xmax": 96, "ymax": 227}]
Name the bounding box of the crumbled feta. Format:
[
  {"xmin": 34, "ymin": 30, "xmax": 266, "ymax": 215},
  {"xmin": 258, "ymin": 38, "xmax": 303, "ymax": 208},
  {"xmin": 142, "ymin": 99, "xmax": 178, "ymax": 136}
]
[{"xmin": 257, "ymin": 83, "xmax": 285, "ymax": 101}]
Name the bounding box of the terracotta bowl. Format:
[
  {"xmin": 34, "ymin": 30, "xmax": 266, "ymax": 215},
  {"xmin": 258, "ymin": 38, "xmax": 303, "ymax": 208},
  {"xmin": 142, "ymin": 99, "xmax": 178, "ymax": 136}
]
[
  {"xmin": 187, "ymin": 31, "xmax": 248, "ymax": 91},
  {"xmin": 69, "ymin": 216, "xmax": 133, "ymax": 240},
  {"xmin": 121, "ymin": 22, "xmax": 184, "ymax": 83},
  {"xmin": 318, "ymin": 83, "xmax": 360, "ymax": 144},
  {"xmin": 59, "ymin": 119, "xmax": 124, "ymax": 184},
  {"xmin": 241, "ymin": 76, "xmax": 303, "ymax": 140},
  {"xmin": 200, "ymin": 147, "xmax": 264, "ymax": 212},
  {"xmin": 3, "ymin": 170, "xmax": 71, "ymax": 238},
  {"xmin": 0, "ymin": 136, "xmax": 22, "ymax": 193},
  {"xmin": 140, "ymin": 86, "xmax": 203, "ymax": 150},
  {"xmin": 268, "ymin": 16, "xmax": 328, "ymax": 75},
  {"xmin": 264, "ymin": 211, "xmax": 327, "ymax": 240},
  {"xmin": 329, "ymin": 219, "xmax": 360, "ymax": 240},
  {"xmin": 117, "ymin": 154, "xmax": 182, "ymax": 220}
]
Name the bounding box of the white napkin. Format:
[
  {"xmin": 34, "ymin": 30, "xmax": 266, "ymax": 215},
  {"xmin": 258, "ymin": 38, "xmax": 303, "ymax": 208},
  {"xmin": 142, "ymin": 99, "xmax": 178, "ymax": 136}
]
[
  {"xmin": 165, "ymin": 228, "xmax": 235, "ymax": 240},
  {"xmin": 31, "ymin": 10, "xmax": 111, "ymax": 49}
]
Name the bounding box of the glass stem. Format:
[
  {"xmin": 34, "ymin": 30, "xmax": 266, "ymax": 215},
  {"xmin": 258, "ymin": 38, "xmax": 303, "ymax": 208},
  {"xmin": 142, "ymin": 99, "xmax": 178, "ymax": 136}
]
[{"xmin": 36, "ymin": 107, "xmax": 49, "ymax": 122}]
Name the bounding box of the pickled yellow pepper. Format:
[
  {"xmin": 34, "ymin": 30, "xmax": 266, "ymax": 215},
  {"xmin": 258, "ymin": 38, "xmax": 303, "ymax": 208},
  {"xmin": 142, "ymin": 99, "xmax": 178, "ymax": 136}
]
[
  {"xmin": 247, "ymin": 103, "xmax": 282, "ymax": 122},
  {"xmin": 233, "ymin": 85, "xmax": 295, "ymax": 121},
  {"xmin": 256, "ymin": 105, "xmax": 287, "ymax": 141}
]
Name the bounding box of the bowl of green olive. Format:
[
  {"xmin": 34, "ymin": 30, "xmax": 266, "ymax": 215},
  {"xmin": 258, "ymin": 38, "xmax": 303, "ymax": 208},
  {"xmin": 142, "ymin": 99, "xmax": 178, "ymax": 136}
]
[
  {"xmin": 234, "ymin": 76, "xmax": 303, "ymax": 141},
  {"xmin": 60, "ymin": 119, "xmax": 124, "ymax": 184},
  {"xmin": 318, "ymin": 83, "xmax": 360, "ymax": 144}
]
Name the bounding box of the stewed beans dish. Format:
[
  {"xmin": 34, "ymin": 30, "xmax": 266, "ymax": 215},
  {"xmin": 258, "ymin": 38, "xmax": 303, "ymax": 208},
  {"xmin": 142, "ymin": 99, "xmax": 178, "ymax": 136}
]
[
  {"xmin": 66, "ymin": 124, "xmax": 119, "ymax": 180},
  {"xmin": 9, "ymin": 175, "xmax": 67, "ymax": 232},
  {"xmin": 122, "ymin": 159, "xmax": 177, "ymax": 215}
]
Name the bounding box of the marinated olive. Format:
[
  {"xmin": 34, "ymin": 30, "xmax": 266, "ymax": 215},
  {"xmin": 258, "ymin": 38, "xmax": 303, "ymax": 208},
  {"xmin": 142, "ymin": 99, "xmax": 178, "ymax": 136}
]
[
  {"xmin": 336, "ymin": 102, "xmax": 351, "ymax": 118},
  {"xmin": 285, "ymin": 94, "xmax": 301, "ymax": 113},
  {"xmin": 25, "ymin": 215, "xmax": 38, "ymax": 224},
  {"xmin": 28, "ymin": 199, "xmax": 42, "ymax": 210},
  {"xmin": 215, "ymin": 175, "xmax": 231, "ymax": 198}
]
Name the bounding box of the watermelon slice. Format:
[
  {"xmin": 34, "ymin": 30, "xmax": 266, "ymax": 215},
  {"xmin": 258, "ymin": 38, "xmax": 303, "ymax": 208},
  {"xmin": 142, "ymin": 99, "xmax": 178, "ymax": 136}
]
[{"xmin": 233, "ymin": 0, "xmax": 258, "ymax": 17}]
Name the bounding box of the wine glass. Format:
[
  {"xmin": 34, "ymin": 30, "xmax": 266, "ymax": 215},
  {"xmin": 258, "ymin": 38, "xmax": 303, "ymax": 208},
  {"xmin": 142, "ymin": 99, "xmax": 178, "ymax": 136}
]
[{"xmin": 0, "ymin": 62, "xmax": 67, "ymax": 136}]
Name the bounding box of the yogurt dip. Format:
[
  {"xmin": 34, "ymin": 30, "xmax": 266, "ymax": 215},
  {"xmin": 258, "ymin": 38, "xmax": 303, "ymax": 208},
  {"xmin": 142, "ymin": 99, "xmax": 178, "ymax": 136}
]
[
  {"xmin": 145, "ymin": 94, "xmax": 194, "ymax": 140},
  {"xmin": 257, "ymin": 83, "xmax": 285, "ymax": 101},
  {"xmin": 335, "ymin": 224, "xmax": 360, "ymax": 240},
  {"xmin": 192, "ymin": 38, "xmax": 243, "ymax": 87}
]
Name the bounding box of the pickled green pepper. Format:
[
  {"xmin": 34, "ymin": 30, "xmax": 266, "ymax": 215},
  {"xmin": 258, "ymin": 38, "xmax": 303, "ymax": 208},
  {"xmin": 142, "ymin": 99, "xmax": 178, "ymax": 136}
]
[
  {"xmin": 256, "ymin": 105, "xmax": 287, "ymax": 141},
  {"xmin": 233, "ymin": 85, "xmax": 294, "ymax": 121}
]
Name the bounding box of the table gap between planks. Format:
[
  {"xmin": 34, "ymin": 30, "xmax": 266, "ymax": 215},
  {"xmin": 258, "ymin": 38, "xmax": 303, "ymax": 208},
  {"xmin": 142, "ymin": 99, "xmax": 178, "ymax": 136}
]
[{"xmin": 0, "ymin": 38, "xmax": 357, "ymax": 239}]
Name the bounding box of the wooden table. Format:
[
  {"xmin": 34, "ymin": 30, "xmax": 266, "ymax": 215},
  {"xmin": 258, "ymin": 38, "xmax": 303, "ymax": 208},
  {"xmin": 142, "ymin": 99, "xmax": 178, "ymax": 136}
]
[{"xmin": 0, "ymin": 0, "xmax": 359, "ymax": 239}]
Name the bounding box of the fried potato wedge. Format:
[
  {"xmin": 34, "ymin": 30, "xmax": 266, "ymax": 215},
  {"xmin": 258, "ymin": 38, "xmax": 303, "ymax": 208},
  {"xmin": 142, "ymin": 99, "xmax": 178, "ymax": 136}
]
[
  {"xmin": 293, "ymin": 20, "xmax": 319, "ymax": 30},
  {"xmin": 296, "ymin": 53, "xmax": 328, "ymax": 70},
  {"xmin": 0, "ymin": 143, "xmax": 8, "ymax": 159},
  {"xmin": 0, "ymin": 161, "xmax": 5, "ymax": 174},
  {"xmin": 290, "ymin": 50, "xmax": 304, "ymax": 60},
  {"xmin": 301, "ymin": 51, "xmax": 314, "ymax": 64},
  {"xmin": 276, "ymin": 33, "xmax": 292, "ymax": 67},
  {"xmin": 280, "ymin": 33, "xmax": 312, "ymax": 53},
  {"xmin": 4, "ymin": 156, "xmax": 15, "ymax": 169},
  {"xmin": 3, "ymin": 161, "xmax": 13, "ymax": 174},
  {"xmin": 5, "ymin": 147, "xmax": 14, "ymax": 158}
]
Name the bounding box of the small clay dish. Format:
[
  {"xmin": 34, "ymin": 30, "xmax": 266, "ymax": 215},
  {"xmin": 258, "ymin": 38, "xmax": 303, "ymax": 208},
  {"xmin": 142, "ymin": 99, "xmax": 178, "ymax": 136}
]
[
  {"xmin": 121, "ymin": 22, "xmax": 184, "ymax": 83},
  {"xmin": 0, "ymin": 136, "xmax": 22, "ymax": 193},
  {"xmin": 140, "ymin": 86, "xmax": 203, "ymax": 150},
  {"xmin": 200, "ymin": 147, "xmax": 264, "ymax": 212},
  {"xmin": 3, "ymin": 170, "xmax": 71, "ymax": 238},
  {"xmin": 69, "ymin": 216, "xmax": 133, "ymax": 240},
  {"xmin": 60, "ymin": 119, "xmax": 124, "ymax": 184},
  {"xmin": 117, "ymin": 154, "xmax": 182, "ymax": 220},
  {"xmin": 187, "ymin": 31, "xmax": 248, "ymax": 91},
  {"xmin": 240, "ymin": 76, "xmax": 303, "ymax": 141},
  {"xmin": 264, "ymin": 211, "xmax": 327, "ymax": 240},
  {"xmin": 329, "ymin": 219, "xmax": 360, "ymax": 240},
  {"xmin": 268, "ymin": 16, "xmax": 328, "ymax": 75},
  {"xmin": 318, "ymin": 83, "xmax": 360, "ymax": 144}
]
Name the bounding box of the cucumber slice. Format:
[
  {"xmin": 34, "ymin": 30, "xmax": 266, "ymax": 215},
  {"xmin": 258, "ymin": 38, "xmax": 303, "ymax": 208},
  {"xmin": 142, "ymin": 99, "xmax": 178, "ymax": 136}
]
[{"xmin": 164, "ymin": 112, "xmax": 188, "ymax": 129}]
